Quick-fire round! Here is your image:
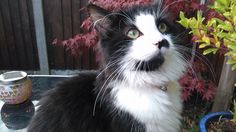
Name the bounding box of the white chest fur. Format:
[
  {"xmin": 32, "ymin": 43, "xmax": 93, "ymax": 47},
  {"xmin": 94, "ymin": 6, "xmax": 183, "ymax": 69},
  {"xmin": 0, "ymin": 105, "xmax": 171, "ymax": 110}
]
[{"xmin": 111, "ymin": 81, "xmax": 182, "ymax": 132}]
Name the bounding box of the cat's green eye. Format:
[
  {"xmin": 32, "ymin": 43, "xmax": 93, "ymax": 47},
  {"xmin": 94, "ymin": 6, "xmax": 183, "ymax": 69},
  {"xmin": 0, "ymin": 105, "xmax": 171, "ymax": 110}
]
[
  {"xmin": 127, "ymin": 29, "xmax": 141, "ymax": 39},
  {"xmin": 158, "ymin": 23, "xmax": 168, "ymax": 33}
]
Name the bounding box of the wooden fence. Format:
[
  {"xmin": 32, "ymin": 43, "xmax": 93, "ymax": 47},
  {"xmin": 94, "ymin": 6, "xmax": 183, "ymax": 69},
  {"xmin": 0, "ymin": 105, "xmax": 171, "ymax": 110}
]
[
  {"xmin": 0, "ymin": 0, "xmax": 97, "ymax": 71},
  {"xmin": 43, "ymin": 0, "xmax": 97, "ymax": 70},
  {"xmin": 0, "ymin": 0, "xmax": 39, "ymax": 70},
  {"xmin": 0, "ymin": 0, "xmax": 224, "ymax": 79}
]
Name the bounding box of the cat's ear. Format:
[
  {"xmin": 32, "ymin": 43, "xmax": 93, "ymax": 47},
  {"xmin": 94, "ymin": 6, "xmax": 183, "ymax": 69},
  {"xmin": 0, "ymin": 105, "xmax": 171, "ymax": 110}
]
[{"xmin": 87, "ymin": 4, "xmax": 112, "ymax": 34}]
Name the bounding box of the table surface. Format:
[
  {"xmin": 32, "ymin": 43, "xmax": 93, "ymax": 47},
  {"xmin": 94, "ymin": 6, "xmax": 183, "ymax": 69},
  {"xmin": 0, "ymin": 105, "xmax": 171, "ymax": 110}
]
[{"xmin": 0, "ymin": 76, "xmax": 69, "ymax": 132}]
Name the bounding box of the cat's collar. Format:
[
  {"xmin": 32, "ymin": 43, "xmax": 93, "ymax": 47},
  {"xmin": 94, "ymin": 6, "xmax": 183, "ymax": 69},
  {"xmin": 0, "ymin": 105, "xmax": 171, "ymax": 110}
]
[
  {"xmin": 148, "ymin": 83, "xmax": 168, "ymax": 91},
  {"xmin": 159, "ymin": 85, "xmax": 167, "ymax": 91}
]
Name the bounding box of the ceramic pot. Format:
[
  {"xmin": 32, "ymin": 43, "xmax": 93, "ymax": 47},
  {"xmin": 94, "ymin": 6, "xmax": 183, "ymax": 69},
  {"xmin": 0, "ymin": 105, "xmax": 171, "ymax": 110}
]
[
  {"xmin": 0, "ymin": 71, "xmax": 32, "ymax": 104},
  {"xmin": 199, "ymin": 111, "xmax": 233, "ymax": 132}
]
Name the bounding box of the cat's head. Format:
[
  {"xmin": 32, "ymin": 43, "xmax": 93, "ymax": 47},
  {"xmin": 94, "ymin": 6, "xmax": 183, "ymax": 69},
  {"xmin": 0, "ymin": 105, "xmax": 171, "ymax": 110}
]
[{"xmin": 88, "ymin": 3, "xmax": 186, "ymax": 83}]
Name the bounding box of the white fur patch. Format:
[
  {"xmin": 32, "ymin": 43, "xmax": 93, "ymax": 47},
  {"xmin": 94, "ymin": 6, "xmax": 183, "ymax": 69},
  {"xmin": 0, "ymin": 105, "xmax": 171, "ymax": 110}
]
[
  {"xmin": 111, "ymin": 80, "xmax": 182, "ymax": 132},
  {"xmin": 127, "ymin": 14, "xmax": 172, "ymax": 61}
]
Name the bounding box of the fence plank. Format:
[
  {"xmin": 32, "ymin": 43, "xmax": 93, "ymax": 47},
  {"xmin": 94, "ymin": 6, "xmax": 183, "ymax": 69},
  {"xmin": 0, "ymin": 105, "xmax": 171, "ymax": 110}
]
[
  {"xmin": 80, "ymin": 0, "xmax": 90, "ymax": 69},
  {"xmin": 0, "ymin": 7, "xmax": 11, "ymax": 68},
  {"xmin": 71, "ymin": 0, "xmax": 82, "ymax": 69},
  {"xmin": 43, "ymin": 0, "xmax": 65, "ymax": 69},
  {"xmin": 51, "ymin": 0, "xmax": 65, "ymax": 69},
  {"xmin": 0, "ymin": 0, "xmax": 100, "ymax": 70},
  {"xmin": 42, "ymin": 0, "xmax": 53, "ymax": 69},
  {"xmin": 62, "ymin": 0, "xmax": 74, "ymax": 69},
  {"xmin": 0, "ymin": 0, "xmax": 18, "ymax": 68},
  {"xmin": 19, "ymin": 0, "xmax": 36, "ymax": 69},
  {"xmin": 9, "ymin": 0, "xmax": 28, "ymax": 69},
  {"xmin": 212, "ymin": 57, "xmax": 236, "ymax": 112}
]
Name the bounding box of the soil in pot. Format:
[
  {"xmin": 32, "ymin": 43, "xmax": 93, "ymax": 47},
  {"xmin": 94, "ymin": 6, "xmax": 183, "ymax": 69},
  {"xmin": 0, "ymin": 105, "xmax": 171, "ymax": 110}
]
[{"xmin": 207, "ymin": 119, "xmax": 236, "ymax": 132}]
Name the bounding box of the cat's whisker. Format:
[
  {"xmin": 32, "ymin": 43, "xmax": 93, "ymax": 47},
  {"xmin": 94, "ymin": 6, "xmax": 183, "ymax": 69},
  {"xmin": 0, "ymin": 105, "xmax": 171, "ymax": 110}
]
[
  {"xmin": 93, "ymin": 59, "xmax": 122, "ymax": 115},
  {"xmin": 154, "ymin": 0, "xmax": 164, "ymax": 16},
  {"xmin": 98, "ymin": 58, "xmax": 137, "ymax": 107},
  {"xmin": 172, "ymin": 32, "xmax": 190, "ymax": 43},
  {"xmin": 175, "ymin": 48, "xmax": 204, "ymax": 78},
  {"xmin": 96, "ymin": 59, "xmax": 122, "ymax": 78},
  {"xmin": 93, "ymin": 69, "xmax": 118, "ymax": 116},
  {"xmin": 175, "ymin": 44, "xmax": 216, "ymax": 81},
  {"xmin": 158, "ymin": 0, "xmax": 179, "ymax": 17},
  {"xmin": 117, "ymin": 8, "xmax": 136, "ymax": 25},
  {"xmin": 176, "ymin": 45, "xmax": 216, "ymax": 71},
  {"xmin": 97, "ymin": 57, "xmax": 133, "ymax": 103},
  {"xmin": 128, "ymin": 61, "xmax": 142, "ymax": 87},
  {"xmin": 92, "ymin": 12, "xmax": 135, "ymax": 30},
  {"xmin": 109, "ymin": 47, "xmax": 127, "ymax": 59},
  {"xmin": 100, "ymin": 42, "xmax": 130, "ymax": 67},
  {"xmin": 99, "ymin": 66, "xmax": 124, "ymax": 104}
]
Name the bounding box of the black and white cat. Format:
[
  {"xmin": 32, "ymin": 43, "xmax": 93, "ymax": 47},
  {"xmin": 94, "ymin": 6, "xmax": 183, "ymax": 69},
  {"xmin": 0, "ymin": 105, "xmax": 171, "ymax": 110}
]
[{"xmin": 28, "ymin": 2, "xmax": 186, "ymax": 132}]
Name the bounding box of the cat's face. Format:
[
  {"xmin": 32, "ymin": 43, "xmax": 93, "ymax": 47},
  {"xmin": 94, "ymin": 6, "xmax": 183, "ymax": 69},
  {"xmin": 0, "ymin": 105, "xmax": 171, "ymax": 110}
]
[{"xmin": 88, "ymin": 4, "xmax": 186, "ymax": 82}]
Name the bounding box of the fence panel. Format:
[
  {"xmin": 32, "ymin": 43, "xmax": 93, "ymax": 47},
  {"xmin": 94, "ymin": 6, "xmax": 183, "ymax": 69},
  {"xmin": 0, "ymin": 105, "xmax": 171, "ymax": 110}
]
[
  {"xmin": 0, "ymin": 0, "xmax": 223, "ymax": 73},
  {"xmin": 0, "ymin": 0, "xmax": 39, "ymax": 70},
  {"xmin": 43, "ymin": 0, "xmax": 97, "ymax": 70}
]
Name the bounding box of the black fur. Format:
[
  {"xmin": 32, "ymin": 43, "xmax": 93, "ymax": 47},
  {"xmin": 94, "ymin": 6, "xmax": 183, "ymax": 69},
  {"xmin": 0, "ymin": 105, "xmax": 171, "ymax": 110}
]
[
  {"xmin": 135, "ymin": 53, "xmax": 164, "ymax": 71},
  {"xmin": 27, "ymin": 71, "xmax": 144, "ymax": 132}
]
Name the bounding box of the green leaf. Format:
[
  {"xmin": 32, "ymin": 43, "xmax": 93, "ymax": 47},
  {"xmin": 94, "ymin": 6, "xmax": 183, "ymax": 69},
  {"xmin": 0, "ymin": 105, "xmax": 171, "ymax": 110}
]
[
  {"xmin": 203, "ymin": 48, "xmax": 218, "ymax": 55},
  {"xmin": 189, "ymin": 17, "xmax": 198, "ymax": 28},
  {"xmin": 232, "ymin": 6, "xmax": 236, "ymax": 16},
  {"xmin": 224, "ymin": 38, "xmax": 233, "ymax": 46},
  {"xmin": 227, "ymin": 59, "xmax": 236, "ymax": 65},
  {"xmin": 197, "ymin": 11, "xmax": 205, "ymax": 24},
  {"xmin": 217, "ymin": 22, "xmax": 233, "ymax": 31},
  {"xmin": 215, "ymin": 41, "xmax": 221, "ymax": 48},
  {"xmin": 231, "ymin": 33, "xmax": 236, "ymax": 39},
  {"xmin": 218, "ymin": 0, "xmax": 230, "ymax": 7},
  {"xmin": 216, "ymin": 32, "xmax": 228, "ymax": 38},
  {"xmin": 223, "ymin": 12, "xmax": 232, "ymax": 19},
  {"xmin": 191, "ymin": 29, "xmax": 201, "ymax": 36},
  {"xmin": 199, "ymin": 43, "xmax": 210, "ymax": 48},
  {"xmin": 178, "ymin": 11, "xmax": 189, "ymax": 28},
  {"xmin": 207, "ymin": 19, "xmax": 216, "ymax": 27},
  {"xmin": 227, "ymin": 44, "xmax": 236, "ymax": 50},
  {"xmin": 214, "ymin": 18, "xmax": 225, "ymax": 24},
  {"xmin": 232, "ymin": 63, "xmax": 236, "ymax": 70},
  {"xmin": 202, "ymin": 35, "xmax": 211, "ymax": 44},
  {"xmin": 225, "ymin": 51, "xmax": 235, "ymax": 56},
  {"xmin": 233, "ymin": 16, "xmax": 236, "ymax": 24},
  {"xmin": 233, "ymin": 100, "xmax": 236, "ymax": 121},
  {"xmin": 211, "ymin": 1, "xmax": 226, "ymax": 13}
]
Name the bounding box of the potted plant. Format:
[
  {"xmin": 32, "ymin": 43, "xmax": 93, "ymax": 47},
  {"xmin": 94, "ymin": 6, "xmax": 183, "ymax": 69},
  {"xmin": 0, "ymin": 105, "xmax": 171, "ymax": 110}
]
[
  {"xmin": 199, "ymin": 101, "xmax": 236, "ymax": 131},
  {"xmin": 199, "ymin": 112, "xmax": 233, "ymax": 132}
]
